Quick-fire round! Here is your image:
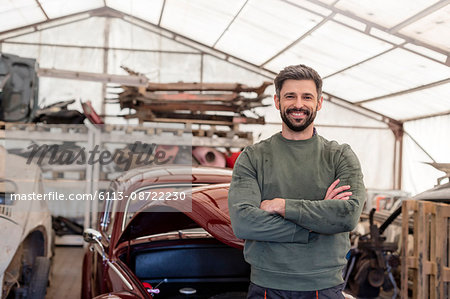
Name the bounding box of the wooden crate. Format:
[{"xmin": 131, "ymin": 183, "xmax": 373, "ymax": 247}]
[{"xmin": 401, "ymin": 200, "xmax": 450, "ymax": 298}]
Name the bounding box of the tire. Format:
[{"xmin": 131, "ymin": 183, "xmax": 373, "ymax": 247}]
[{"xmin": 27, "ymin": 257, "xmax": 50, "ymax": 299}]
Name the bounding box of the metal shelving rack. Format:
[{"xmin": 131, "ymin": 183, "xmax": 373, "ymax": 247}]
[{"xmin": 1, "ymin": 121, "xmax": 253, "ymax": 244}]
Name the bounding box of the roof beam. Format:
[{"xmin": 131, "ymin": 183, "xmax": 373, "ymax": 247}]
[
  {"xmin": 158, "ymin": 0, "xmax": 166, "ymax": 26},
  {"xmin": 35, "ymin": 0, "xmax": 49, "ymax": 20},
  {"xmin": 38, "ymin": 67, "xmax": 149, "ymax": 86},
  {"xmin": 323, "ymin": 44, "xmax": 404, "ymax": 79},
  {"xmin": 389, "ymin": 0, "xmax": 450, "ymax": 33},
  {"xmin": 301, "ymin": 0, "xmax": 449, "ymax": 58},
  {"xmin": 122, "ymin": 19, "xmax": 274, "ymax": 81},
  {"xmin": 355, "ymin": 78, "xmax": 450, "ymax": 105},
  {"xmin": 281, "ymin": 0, "xmax": 449, "ymax": 68},
  {"xmin": 212, "ymin": 0, "xmax": 248, "ymax": 48},
  {"xmin": 323, "ymin": 98, "xmax": 386, "ymax": 124},
  {"xmin": 118, "ymin": 8, "xmax": 276, "ymax": 79},
  {"xmin": 0, "ymin": 7, "xmax": 103, "ymax": 38},
  {"xmin": 0, "ymin": 16, "xmax": 92, "ymax": 42},
  {"xmin": 260, "ymin": 10, "xmax": 336, "ymax": 67},
  {"xmin": 324, "ymin": 93, "xmax": 402, "ymax": 126},
  {"xmin": 402, "ymin": 110, "xmax": 450, "ymax": 123},
  {"xmin": 403, "ymin": 131, "xmax": 436, "ymax": 162},
  {"xmin": 2, "ymin": 40, "xmax": 200, "ymax": 55}
]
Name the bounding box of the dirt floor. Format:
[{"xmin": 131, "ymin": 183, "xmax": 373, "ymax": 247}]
[{"xmin": 46, "ymin": 246, "xmax": 84, "ymax": 299}]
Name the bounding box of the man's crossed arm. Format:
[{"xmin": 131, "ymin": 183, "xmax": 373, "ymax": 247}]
[
  {"xmin": 260, "ymin": 178, "xmax": 356, "ymax": 234},
  {"xmin": 228, "ymin": 149, "xmax": 364, "ymax": 242}
]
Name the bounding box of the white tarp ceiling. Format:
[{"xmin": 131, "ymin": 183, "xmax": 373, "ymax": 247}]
[
  {"xmin": 0, "ymin": 0, "xmax": 448, "ymax": 122},
  {"xmin": 0, "ymin": 0, "xmax": 449, "ymax": 196}
]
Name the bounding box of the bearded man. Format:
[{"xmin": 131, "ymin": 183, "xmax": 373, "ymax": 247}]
[{"xmin": 228, "ymin": 64, "xmax": 365, "ymax": 299}]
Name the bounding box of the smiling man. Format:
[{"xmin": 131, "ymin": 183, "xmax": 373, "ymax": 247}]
[{"xmin": 228, "ymin": 64, "xmax": 366, "ymax": 298}]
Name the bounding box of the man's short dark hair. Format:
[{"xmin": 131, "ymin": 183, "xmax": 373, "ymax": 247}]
[{"xmin": 274, "ymin": 64, "xmax": 322, "ymax": 99}]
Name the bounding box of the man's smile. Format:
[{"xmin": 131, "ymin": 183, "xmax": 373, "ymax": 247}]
[{"xmin": 286, "ymin": 108, "xmax": 310, "ymax": 121}]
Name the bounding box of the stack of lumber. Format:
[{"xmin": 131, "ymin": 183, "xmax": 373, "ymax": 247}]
[{"xmin": 115, "ymin": 68, "xmax": 272, "ymax": 126}]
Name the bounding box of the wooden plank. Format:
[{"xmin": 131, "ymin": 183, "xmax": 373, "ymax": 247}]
[
  {"xmin": 443, "ymin": 267, "xmax": 450, "ymax": 281},
  {"xmin": 402, "ymin": 200, "xmax": 413, "ymax": 299},
  {"xmin": 140, "ymin": 92, "xmax": 239, "ymax": 102},
  {"xmin": 192, "ymin": 136, "xmax": 252, "ymax": 147},
  {"xmin": 412, "ymin": 201, "xmax": 420, "ymax": 297},
  {"xmin": 430, "ymin": 203, "xmax": 437, "ymax": 299},
  {"xmin": 422, "ymin": 261, "xmax": 437, "ymax": 275},
  {"xmin": 145, "ymin": 81, "xmax": 272, "ymax": 95},
  {"xmin": 120, "ymin": 96, "xmax": 268, "ymax": 111},
  {"xmin": 136, "ymin": 102, "xmax": 238, "ymax": 112},
  {"xmin": 418, "ymin": 201, "xmax": 427, "ymax": 299},
  {"xmin": 435, "ymin": 204, "xmax": 450, "ymax": 299},
  {"xmin": 38, "ymin": 67, "xmax": 149, "ymax": 86},
  {"xmin": 435, "ymin": 204, "xmax": 446, "ymax": 298},
  {"xmin": 127, "ymin": 112, "xmax": 265, "ymax": 125},
  {"xmin": 3, "ymin": 130, "xmax": 88, "ymax": 142},
  {"xmin": 408, "ymin": 256, "xmax": 418, "ymax": 268},
  {"xmin": 150, "ymin": 117, "xmax": 235, "ymax": 126}
]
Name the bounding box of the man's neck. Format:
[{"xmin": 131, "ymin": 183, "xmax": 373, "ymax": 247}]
[{"xmin": 281, "ymin": 124, "xmax": 315, "ymax": 140}]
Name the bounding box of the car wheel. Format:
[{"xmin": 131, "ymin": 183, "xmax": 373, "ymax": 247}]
[{"xmin": 27, "ymin": 257, "xmax": 50, "ymax": 299}]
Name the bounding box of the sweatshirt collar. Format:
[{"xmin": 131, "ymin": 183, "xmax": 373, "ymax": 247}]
[{"xmin": 276, "ymin": 128, "xmax": 318, "ymax": 144}]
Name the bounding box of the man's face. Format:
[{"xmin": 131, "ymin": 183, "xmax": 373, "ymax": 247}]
[{"xmin": 274, "ymin": 79, "xmax": 323, "ymax": 132}]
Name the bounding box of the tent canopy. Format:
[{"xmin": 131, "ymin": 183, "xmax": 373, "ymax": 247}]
[{"xmin": 0, "ymin": 0, "xmax": 449, "ymax": 195}]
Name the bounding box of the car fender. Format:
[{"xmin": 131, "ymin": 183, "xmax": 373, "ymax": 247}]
[{"xmin": 0, "ymin": 218, "xmax": 22, "ymax": 274}]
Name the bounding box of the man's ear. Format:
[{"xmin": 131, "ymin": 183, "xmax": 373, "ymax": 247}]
[
  {"xmin": 317, "ymin": 96, "xmax": 323, "ymax": 111},
  {"xmin": 274, "ymin": 94, "xmax": 280, "ymax": 110}
]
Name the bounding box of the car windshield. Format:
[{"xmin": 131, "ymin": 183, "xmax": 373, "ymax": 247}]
[{"xmin": 122, "ymin": 183, "xmax": 200, "ymax": 230}]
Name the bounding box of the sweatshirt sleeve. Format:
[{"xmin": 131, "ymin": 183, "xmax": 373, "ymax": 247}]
[
  {"xmin": 284, "ymin": 145, "xmax": 366, "ymax": 234},
  {"xmin": 228, "ymin": 150, "xmax": 310, "ymax": 243}
]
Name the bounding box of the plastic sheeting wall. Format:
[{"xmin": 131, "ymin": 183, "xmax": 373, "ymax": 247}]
[
  {"xmin": 0, "ymin": 16, "xmax": 446, "ymax": 201},
  {"xmin": 403, "ymin": 115, "xmax": 450, "ymax": 195}
]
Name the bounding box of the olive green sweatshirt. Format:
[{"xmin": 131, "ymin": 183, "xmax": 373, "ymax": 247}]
[{"xmin": 228, "ymin": 132, "xmax": 365, "ymax": 291}]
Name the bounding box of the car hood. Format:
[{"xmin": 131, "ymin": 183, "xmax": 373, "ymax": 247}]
[
  {"xmin": 412, "ymin": 182, "xmax": 450, "ymax": 202},
  {"xmin": 118, "ymin": 183, "xmax": 243, "ymax": 249}
]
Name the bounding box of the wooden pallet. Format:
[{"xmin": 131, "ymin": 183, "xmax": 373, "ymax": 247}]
[
  {"xmin": 1, "ymin": 122, "xmax": 253, "ymax": 146},
  {"xmin": 401, "ymin": 200, "xmax": 450, "ymax": 299}
]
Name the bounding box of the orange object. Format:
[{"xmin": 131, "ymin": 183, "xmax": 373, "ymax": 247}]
[{"xmin": 225, "ymin": 151, "xmax": 242, "ymax": 169}]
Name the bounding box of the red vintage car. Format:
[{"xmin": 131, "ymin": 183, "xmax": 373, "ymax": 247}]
[{"xmin": 82, "ymin": 165, "xmax": 249, "ymax": 299}]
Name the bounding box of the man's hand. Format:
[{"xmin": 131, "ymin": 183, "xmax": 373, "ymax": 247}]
[
  {"xmin": 325, "ymin": 179, "xmax": 352, "ymax": 200},
  {"xmin": 260, "ymin": 198, "xmax": 285, "ymax": 217}
]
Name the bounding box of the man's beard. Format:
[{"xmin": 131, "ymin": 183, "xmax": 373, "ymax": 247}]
[{"xmin": 280, "ymin": 105, "xmax": 317, "ymax": 132}]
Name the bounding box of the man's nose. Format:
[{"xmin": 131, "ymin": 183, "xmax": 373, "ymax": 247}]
[{"xmin": 293, "ymin": 98, "xmax": 305, "ymax": 108}]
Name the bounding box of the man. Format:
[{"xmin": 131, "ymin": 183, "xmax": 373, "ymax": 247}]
[{"xmin": 228, "ymin": 64, "xmax": 365, "ymax": 298}]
